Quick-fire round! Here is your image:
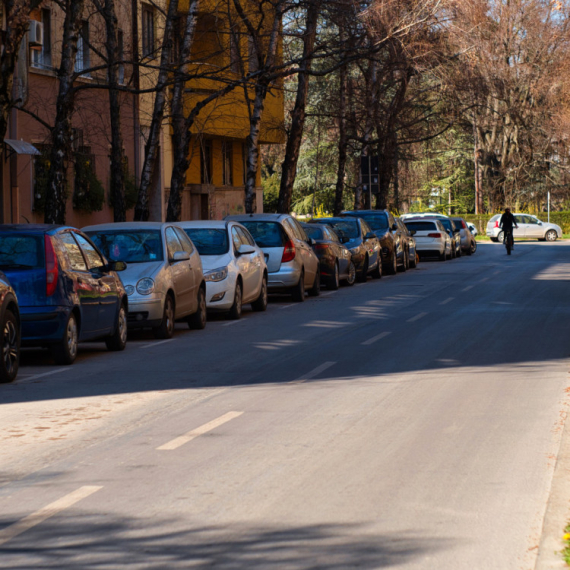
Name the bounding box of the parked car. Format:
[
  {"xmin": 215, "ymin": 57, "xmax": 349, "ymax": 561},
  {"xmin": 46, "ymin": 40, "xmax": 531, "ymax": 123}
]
[
  {"xmin": 0, "ymin": 271, "xmax": 20, "ymax": 383},
  {"xmin": 402, "ymin": 218, "xmax": 452, "ymax": 260},
  {"xmin": 309, "ymin": 217, "xmax": 381, "ymax": 282},
  {"xmin": 451, "ymin": 217, "xmax": 477, "ymax": 255},
  {"xmin": 225, "ymin": 214, "xmax": 320, "ymax": 301},
  {"xmin": 340, "ymin": 210, "xmax": 407, "ymax": 274},
  {"xmin": 395, "ymin": 217, "xmax": 418, "ymax": 268},
  {"xmin": 0, "ymin": 225, "xmax": 128, "ymax": 365},
  {"xmin": 486, "ymin": 213, "xmax": 562, "ymax": 242},
  {"xmin": 467, "ymin": 222, "xmax": 478, "ymax": 237},
  {"xmin": 84, "ymin": 222, "xmax": 206, "ymax": 339},
  {"xmin": 402, "ymin": 213, "xmax": 460, "ymax": 258},
  {"xmin": 178, "ymin": 220, "xmax": 268, "ymax": 319},
  {"xmin": 301, "ymin": 223, "xmax": 356, "ymax": 288}
]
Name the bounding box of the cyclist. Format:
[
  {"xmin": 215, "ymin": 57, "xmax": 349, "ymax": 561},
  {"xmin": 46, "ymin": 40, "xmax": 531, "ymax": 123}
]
[{"xmin": 499, "ymin": 208, "xmax": 518, "ymax": 253}]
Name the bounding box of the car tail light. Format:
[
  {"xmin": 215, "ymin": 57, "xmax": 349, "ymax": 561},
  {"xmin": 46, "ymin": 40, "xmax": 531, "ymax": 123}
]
[
  {"xmin": 494, "ymin": 220, "xmax": 499, "ymax": 228},
  {"xmin": 460, "ymin": 220, "xmax": 467, "ymax": 229},
  {"xmin": 45, "ymin": 235, "xmax": 58, "ymax": 297},
  {"xmin": 281, "ymin": 239, "xmax": 296, "ymax": 263},
  {"xmin": 313, "ymin": 243, "xmax": 329, "ymax": 250},
  {"xmin": 427, "ymin": 233, "xmax": 442, "ymax": 238}
]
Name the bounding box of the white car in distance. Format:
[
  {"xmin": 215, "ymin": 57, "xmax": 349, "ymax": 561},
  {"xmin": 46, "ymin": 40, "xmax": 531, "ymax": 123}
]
[
  {"xmin": 402, "ymin": 218, "xmax": 453, "ymax": 261},
  {"xmin": 179, "ymin": 220, "xmax": 268, "ymax": 319}
]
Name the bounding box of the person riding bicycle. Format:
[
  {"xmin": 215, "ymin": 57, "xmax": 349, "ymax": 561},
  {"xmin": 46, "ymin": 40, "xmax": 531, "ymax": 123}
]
[{"xmin": 499, "ymin": 208, "xmax": 518, "ymax": 249}]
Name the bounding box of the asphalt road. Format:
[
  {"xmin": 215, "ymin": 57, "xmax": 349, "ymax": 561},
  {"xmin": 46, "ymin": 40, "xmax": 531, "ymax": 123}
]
[{"xmin": 1, "ymin": 241, "xmax": 570, "ymax": 569}]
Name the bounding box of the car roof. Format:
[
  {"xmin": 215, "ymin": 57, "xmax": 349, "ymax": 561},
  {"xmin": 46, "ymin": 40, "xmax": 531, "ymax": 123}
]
[
  {"xmin": 341, "ymin": 210, "xmax": 388, "ymax": 215},
  {"xmin": 312, "ymin": 217, "xmax": 358, "ymax": 223},
  {"xmin": 0, "ymin": 224, "xmax": 64, "ymax": 233},
  {"xmin": 225, "ymin": 213, "xmax": 290, "ymax": 222},
  {"xmin": 82, "ymin": 221, "xmax": 168, "ymax": 232},
  {"xmin": 176, "ymin": 220, "xmax": 229, "ymax": 229}
]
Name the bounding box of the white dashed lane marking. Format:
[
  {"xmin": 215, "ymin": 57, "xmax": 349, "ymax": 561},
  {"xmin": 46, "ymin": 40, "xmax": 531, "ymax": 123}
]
[
  {"xmin": 362, "ymin": 332, "xmax": 391, "ymax": 346},
  {"xmin": 407, "ymin": 312, "xmax": 428, "ymax": 323},
  {"xmin": 439, "ymin": 297, "xmax": 454, "ymax": 305},
  {"xmin": 290, "ymin": 361, "xmax": 337, "ymax": 384},
  {"xmin": 462, "ymin": 286, "xmax": 474, "ymax": 292}
]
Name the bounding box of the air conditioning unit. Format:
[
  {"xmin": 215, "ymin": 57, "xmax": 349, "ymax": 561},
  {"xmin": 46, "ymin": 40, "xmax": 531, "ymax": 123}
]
[{"xmin": 29, "ymin": 20, "xmax": 43, "ymax": 47}]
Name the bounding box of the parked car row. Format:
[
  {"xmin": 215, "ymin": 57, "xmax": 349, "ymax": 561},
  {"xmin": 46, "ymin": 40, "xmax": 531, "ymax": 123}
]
[{"xmin": 0, "ymin": 210, "xmax": 477, "ymax": 384}]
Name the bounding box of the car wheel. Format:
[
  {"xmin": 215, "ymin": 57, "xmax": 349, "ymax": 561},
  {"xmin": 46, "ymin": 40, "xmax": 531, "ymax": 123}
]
[
  {"xmin": 228, "ymin": 281, "xmax": 243, "ymax": 320},
  {"xmin": 388, "ymin": 251, "xmax": 397, "ymax": 275},
  {"xmin": 345, "ymin": 261, "xmax": 356, "ymax": 286},
  {"xmin": 291, "ymin": 271, "xmax": 305, "ymax": 302},
  {"xmin": 409, "ymin": 250, "xmax": 417, "ymax": 268},
  {"xmin": 357, "ymin": 256, "xmax": 369, "ymax": 283},
  {"xmin": 545, "ymin": 229, "xmax": 557, "ymax": 242},
  {"xmin": 328, "ymin": 262, "xmax": 340, "ymax": 290},
  {"xmin": 51, "ymin": 312, "xmax": 78, "ymax": 365},
  {"xmin": 398, "ymin": 250, "xmax": 408, "ymax": 272},
  {"xmin": 308, "ymin": 267, "xmax": 321, "ymax": 297},
  {"xmin": 0, "ymin": 310, "xmax": 19, "ymax": 383},
  {"xmin": 251, "ymin": 276, "xmax": 268, "ymax": 312},
  {"xmin": 439, "ymin": 249, "xmax": 446, "ymax": 261},
  {"xmin": 105, "ymin": 304, "xmax": 128, "ymax": 352},
  {"xmin": 497, "ymin": 231, "xmax": 504, "ymax": 244},
  {"xmin": 188, "ymin": 288, "xmax": 207, "ymax": 329},
  {"xmin": 470, "ymin": 241, "xmax": 477, "ymax": 254},
  {"xmin": 154, "ymin": 295, "xmax": 175, "ymax": 339}
]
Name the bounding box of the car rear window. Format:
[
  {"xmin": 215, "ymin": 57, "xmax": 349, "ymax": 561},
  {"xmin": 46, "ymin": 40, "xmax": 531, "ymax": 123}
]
[
  {"xmin": 404, "ymin": 221, "xmax": 437, "ymax": 232},
  {"xmin": 303, "ymin": 225, "xmax": 324, "ymax": 240},
  {"xmin": 184, "ymin": 228, "xmax": 229, "ymax": 255},
  {"xmin": 439, "ymin": 219, "xmax": 452, "ymax": 231},
  {"xmin": 452, "ymin": 219, "xmax": 466, "ymax": 229},
  {"xmin": 239, "ymin": 222, "xmax": 287, "ymax": 248},
  {"xmin": 489, "ymin": 214, "xmax": 500, "ymax": 222},
  {"xmin": 0, "ymin": 234, "xmax": 43, "ymax": 269},
  {"xmin": 87, "ymin": 230, "xmax": 164, "ymax": 263}
]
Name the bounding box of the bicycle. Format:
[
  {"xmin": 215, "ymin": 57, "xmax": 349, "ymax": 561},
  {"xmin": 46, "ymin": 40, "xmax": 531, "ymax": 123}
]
[{"xmin": 503, "ymin": 230, "xmax": 514, "ymax": 255}]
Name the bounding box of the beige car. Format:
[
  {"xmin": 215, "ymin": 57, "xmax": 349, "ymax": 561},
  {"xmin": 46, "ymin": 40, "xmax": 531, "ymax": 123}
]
[{"xmin": 83, "ymin": 222, "xmax": 207, "ymax": 338}]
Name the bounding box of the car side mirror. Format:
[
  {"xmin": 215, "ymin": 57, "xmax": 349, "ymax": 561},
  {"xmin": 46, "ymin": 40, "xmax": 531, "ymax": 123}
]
[
  {"xmin": 171, "ymin": 251, "xmax": 190, "ymax": 263},
  {"xmin": 108, "ymin": 260, "xmax": 127, "ymax": 272},
  {"xmin": 237, "ymin": 244, "xmax": 256, "ymax": 255},
  {"xmin": 306, "ymin": 238, "xmax": 315, "ymax": 246},
  {"xmin": 538, "ymin": 222, "xmax": 543, "ymax": 226}
]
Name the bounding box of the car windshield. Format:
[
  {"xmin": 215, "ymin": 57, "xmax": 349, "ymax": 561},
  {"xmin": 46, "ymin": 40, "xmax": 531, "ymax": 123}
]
[
  {"xmin": 319, "ymin": 220, "xmax": 359, "ymax": 239},
  {"xmin": 0, "ymin": 235, "xmax": 43, "ymax": 269},
  {"xmin": 239, "ymin": 222, "xmax": 286, "ymax": 248},
  {"xmin": 404, "ymin": 221, "xmax": 437, "ymax": 232},
  {"xmin": 303, "ymin": 225, "xmax": 324, "ymax": 240},
  {"xmin": 356, "ymin": 215, "xmax": 389, "ymax": 231},
  {"xmin": 184, "ymin": 228, "xmax": 229, "ymax": 255},
  {"xmin": 87, "ymin": 230, "xmax": 163, "ymax": 263}
]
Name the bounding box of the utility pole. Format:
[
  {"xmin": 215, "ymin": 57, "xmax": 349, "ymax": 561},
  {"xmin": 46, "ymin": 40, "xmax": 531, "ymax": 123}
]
[{"xmin": 473, "ymin": 120, "xmax": 480, "ymax": 215}]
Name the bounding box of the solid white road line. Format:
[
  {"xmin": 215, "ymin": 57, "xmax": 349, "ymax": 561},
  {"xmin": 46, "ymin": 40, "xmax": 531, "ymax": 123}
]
[
  {"xmin": 362, "ymin": 332, "xmax": 391, "ymax": 346},
  {"xmin": 141, "ymin": 339, "xmax": 172, "ymax": 349},
  {"xmin": 0, "ymin": 486, "xmax": 102, "ymax": 546},
  {"xmin": 439, "ymin": 297, "xmax": 455, "ymax": 305},
  {"xmin": 462, "ymin": 285, "xmax": 474, "ymax": 292},
  {"xmin": 16, "ymin": 368, "xmax": 70, "ymax": 384},
  {"xmin": 157, "ymin": 411, "xmax": 244, "ymax": 451},
  {"xmin": 290, "ymin": 361, "xmax": 336, "ymax": 384},
  {"xmin": 407, "ymin": 312, "xmax": 428, "ymax": 323}
]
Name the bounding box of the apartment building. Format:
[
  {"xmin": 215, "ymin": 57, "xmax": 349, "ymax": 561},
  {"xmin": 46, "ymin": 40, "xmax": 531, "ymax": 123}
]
[{"xmin": 0, "ymin": 0, "xmax": 284, "ymax": 225}]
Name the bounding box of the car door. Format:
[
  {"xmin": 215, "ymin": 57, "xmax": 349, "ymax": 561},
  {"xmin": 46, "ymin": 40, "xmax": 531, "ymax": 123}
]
[
  {"xmin": 174, "ymin": 227, "xmax": 200, "ymax": 309},
  {"xmin": 361, "ymin": 220, "xmax": 380, "ymax": 267},
  {"xmin": 165, "ymin": 226, "xmax": 193, "ymax": 316},
  {"xmin": 513, "ymin": 215, "xmax": 527, "ymax": 238},
  {"xmin": 58, "ymin": 231, "xmax": 101, "ymax": 336},
  {"xmin": 290, "ymin": 218, "xmax": 318, "ymax": 287},
  {"xmin": 235, "ymin": 226, "xmax": 263, "ymax": 302},
  {"xmin": 525, "ymin": 216, "xmax": 543, "ymax": 238},
  {"xmin": 74, "ymin": 232, "xmax": 120, "ymax": 334}
]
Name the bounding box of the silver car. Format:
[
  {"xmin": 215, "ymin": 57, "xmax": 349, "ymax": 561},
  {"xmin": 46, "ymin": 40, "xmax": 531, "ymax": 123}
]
[
  {"xmin": 486, "ymin": 214, "xmax": 562, "ymax": 242},
  {"xmin": 225, "ymin": 214, "xmax": 320, "ymax": 301},
  {"xmin": 83, "ymin": 222, "xmax": 206, "ymax": 338},
  {"xmin": 451, "ymin": 217, "xmax": 477, "ymax": 255}
]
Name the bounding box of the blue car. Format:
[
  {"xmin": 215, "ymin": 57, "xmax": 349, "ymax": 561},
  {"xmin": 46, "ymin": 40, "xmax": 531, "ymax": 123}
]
[{"xmin": 0, "ymin": 225, "xmax": 128, "ymax": 365}]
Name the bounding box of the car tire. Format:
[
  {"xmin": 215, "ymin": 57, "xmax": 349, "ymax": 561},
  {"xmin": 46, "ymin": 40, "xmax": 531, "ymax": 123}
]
[
  {"xmin": 228, "ymin": 281, "xmax": 243, "ymax": 320},
  {"xmin": 251, "ymin": 276, "xmax": 268, "ymax": 312},
  {"xmin": 105, "ymin": 304, "xmax": 128, "ymax": 352},
  {"xmin": 0, "ymin": 309, "xmax": 19, "ymax": 383},
  {"xmin": 51, "ymin": 312, "xmax": 79, "ymax": 365},
  {"xmin": 371, "ymin": 257, "xmax": 382, "ymax": 279},
  {"xmin": 328, "ymin": 262, "xmax": 340, "ymax": 290},
  {"xmin": 308, "ymin": 267, "xmax": 321, "ymax": 297},
  {"xmin": 357, "ymin": 256, "xmax": 369, "ymax": 283},
  {"xmin": 409, "ymin": 251, "xmax": 417, "ymax": 268},
  {"xmin": 439, "ymin": 249, "xmax": 446, "ymax": 261},
  {"xmin": 345, "ymin": 262, "xmax": 356, "ymax": 286},
  {"xmin": 291, "ymin": 271, "xmax": 305, "ymax": 302},
  {"xmin": 545, "ymin": 230, "xmax": 557, "ymax": 242},
  {"xmin": 470, "ymin": 241, "xmax": 477, "ymax": 254},
  {"xmin": 497, "ymin": 231, "xmax": 504, "ymax": 244},
  {"xmin": 154, "ymin": 295, "xmax": 175, "ymax": 339},
  {"xmin": 456, "ymin": 244, "xmax": 461, "ymax": 257},
  {"xmin": 388, "ymin": 251, "xmax": 397, "ymax": 275},
  {"xmin": 398, "ymin": 250, "xmax": 408, "ymax": 272},
  {"xmin": 188, "ymin": 288, "xmax": 207, "ymax": 330}
]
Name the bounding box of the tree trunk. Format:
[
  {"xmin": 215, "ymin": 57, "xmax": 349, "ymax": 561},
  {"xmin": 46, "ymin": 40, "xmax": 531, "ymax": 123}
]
[
  {"xmin": 166, "ymin": 0, "xmax": 200, "ymax": 222},
  {"xmin": 333, "ymin": 27, "xmax": 348, "ymax": 216},
  {"xmin": 102, "ymin": 0, "xmax": 126, "ymax": 221},
  {"xmin": 277, "ymin": 2, "xmax": 319, "ymax": 214},
  {"xmin": 134, "ymin": 0, "xmax": 180, "ymax": 221},
  {"xmin": 44, "ymin": 0, "xmax": 85, "ymax": 225}
]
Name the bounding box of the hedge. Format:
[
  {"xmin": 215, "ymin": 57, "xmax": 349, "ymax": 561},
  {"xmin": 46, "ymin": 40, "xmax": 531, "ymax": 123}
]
[{"xmin": 462, "ymin": 212, "xmax": 570, "ymax": 235}]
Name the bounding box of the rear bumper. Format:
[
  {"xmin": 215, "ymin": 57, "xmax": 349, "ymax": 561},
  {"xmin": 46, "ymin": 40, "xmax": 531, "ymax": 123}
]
[
  {"xmin": 20, "ymin": 306, "xmax": 70, "ymax": 344},
  {"xmin": 268, "ymin": 264, "xmax": 302, "ymax": 290},
  {"xmin": 415, "ymin": 242, "xmax": 445, "ymax": 255}
]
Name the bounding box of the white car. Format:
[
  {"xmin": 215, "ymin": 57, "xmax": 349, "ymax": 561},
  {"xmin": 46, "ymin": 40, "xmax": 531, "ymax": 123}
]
[
  {"xmin": 402, "ymin": 218, "xmax": 453, "ymax": 260},
  {"xmin": 486, "ymin": 214, "xmax": 562, "ymax": 242},
  {"xmin": 178, "ymin": 220, "xmax": 268, "ymax": 319}
]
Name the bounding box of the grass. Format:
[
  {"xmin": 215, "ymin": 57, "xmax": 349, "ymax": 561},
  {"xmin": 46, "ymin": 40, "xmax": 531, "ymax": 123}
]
[{"xmin": 562, "ymin": 523, "xmax": 570, "ymax": 565}]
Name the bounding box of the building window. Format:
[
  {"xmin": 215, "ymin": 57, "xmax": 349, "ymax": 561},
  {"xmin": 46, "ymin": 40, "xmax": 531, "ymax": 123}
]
[
  {"xmin": 75, "ymin": 21, "xmax": 90, "ymax": 73},
  {"xmin": 118, "ymin": 29, "xmax": 125, "ymax": 84},
  {"xmin": 142, "ymin": 5, "xmax": 155, "ymax": 58},
  {"xmin": 200, "ymin": 140, "xmax": 212, "ymax": 185},
  {"xmin": 222, "ymin": 141, "xmax": 233, "ymax": 186},
  {"xmin": 31, "ymin": 9, "xmax": 52, "ymax": 69}
]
